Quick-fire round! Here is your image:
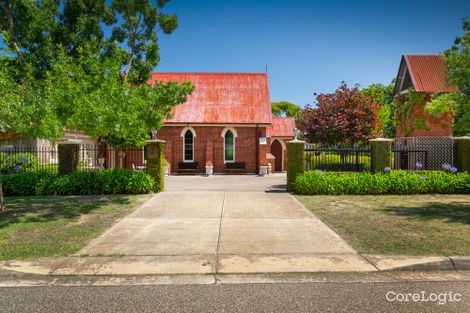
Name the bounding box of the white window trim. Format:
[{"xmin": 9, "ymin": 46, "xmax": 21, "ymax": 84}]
[
  {"xmin": 221, "ymin": 127, "xmax": 237, "ymax": 163},
  {"xmin": 181, "ymin": 127, "xmax": 196, "ymax": 163}
]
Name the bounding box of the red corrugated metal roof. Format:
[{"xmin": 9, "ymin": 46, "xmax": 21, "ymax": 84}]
[
  {"xmin": 266, "ymin": 116, "xmax": 296, "ymax": 138},
  {"xmin": 404, "ymin": 55, "xmax": 458, "ymax": 93},
  {"xmin": 148, "ymin": 72, "xmax": 272, "ymax": 125}
]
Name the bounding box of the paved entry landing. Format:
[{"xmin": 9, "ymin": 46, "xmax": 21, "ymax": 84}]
[{"xmin": 76, "ymin": 175, "xmax": 376, "ymax": 274}]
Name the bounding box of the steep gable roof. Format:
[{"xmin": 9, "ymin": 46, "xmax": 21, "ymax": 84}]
[
  {"xmin": 266, "ymin": 116, "xmax": 296, "ymax": 138},
  {"xmin": 393, "ymin": 54, "xmax": 458, "ymax": 95},
  {"xmin": 148, "ymin": 72, "xmax": 272, "ymax": 125}
]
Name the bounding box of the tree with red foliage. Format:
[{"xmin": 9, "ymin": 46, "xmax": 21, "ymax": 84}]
[{"xmin": 299, "ymin": 83, "xmax": 380, "ymax": 143}]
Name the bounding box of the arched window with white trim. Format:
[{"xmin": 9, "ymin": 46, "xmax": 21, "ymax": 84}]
[
  {"xmin": 183, "ymin": 129, "xmax": 194, "ymax": 162},
  {"xmin": 224, "ymin": 130, "xmax": 235, "ymax": 163}
]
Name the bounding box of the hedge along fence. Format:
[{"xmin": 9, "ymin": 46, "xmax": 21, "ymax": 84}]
[
  {"xmin": 294, "ymin": 170, "xmax": 470, "ymax": 195},
  {"xmin": 1, "ymin": 169, "xmax": 156, "ymax": 196}
]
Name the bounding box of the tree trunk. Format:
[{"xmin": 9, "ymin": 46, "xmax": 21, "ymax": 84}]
[{"xmin": 0, "ymin": 180, "xmax": 5, "ymax": 212}]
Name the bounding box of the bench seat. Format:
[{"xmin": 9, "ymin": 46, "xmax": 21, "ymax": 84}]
[
  {"xmin": 225, "ymin": 162, "xmax": 246, "ymax": 173},
  {"xmin": 178, "ymin": 162, "xmax": 199, "ymax": 173}
]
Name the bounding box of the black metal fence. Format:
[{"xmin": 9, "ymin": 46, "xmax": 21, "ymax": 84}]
[
  {"xmin": 0, "ymin": 145, "xmax": 147, "ymax": 175},
  {"xmin": 305, "ymin": 143, "xmax": 371, "ymax": 172}
]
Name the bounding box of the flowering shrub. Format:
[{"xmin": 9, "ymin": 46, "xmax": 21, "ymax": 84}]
[
  {"xmin": 294, "ymin": 170, "xmax": 470, "ymax": 195},
  {"xmin": 0, "ymin": 153, "xmax": 40, "ymax": 174}
]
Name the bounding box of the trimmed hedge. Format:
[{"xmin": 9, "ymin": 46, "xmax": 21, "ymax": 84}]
[
  {"xmin": 1, "ymin": 169, "xmax": 156, "ymax": 196},
  {"xmin": 287, "ymin": 141, "xmax": 305, "ymax": 191},
  {"xmin": 294, "ymin": 170, "xmax": 470, "ymax": 195}
]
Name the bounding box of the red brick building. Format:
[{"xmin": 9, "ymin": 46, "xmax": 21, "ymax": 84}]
[
  {"xmin": 149, "ymin": 73, "xmax": 295, "ymax": 174},
  {"xmin": 393, "ymin": 54, "xmax": 457, "ymax": 137}
]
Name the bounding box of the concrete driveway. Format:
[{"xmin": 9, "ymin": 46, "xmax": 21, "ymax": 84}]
[{"xmin": 74, "ymin": 174, "xmax": 375, "ymax": 275}]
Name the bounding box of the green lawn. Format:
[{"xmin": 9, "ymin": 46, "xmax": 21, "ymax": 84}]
[
  {"xmin": 0, "ymin": 194, "xmax": 151, "ymax": 260},
  {"xmin": 296, "ymin": 194, "xmax": 470, "ymax": 256}
]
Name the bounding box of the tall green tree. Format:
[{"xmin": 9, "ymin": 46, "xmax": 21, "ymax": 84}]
[
  {"xmin": 271, "ymin": 101, "xmax": 302, "ymax": 121},
  {"xmin": 111, "ymin": 0, "xmax": 178, "ymax": 83},
  {"xmin": 0, "ymin": 1, "xmax": 192, "ymax": 209},
  {"xmin": 362, "ymin": 82, "xmax": 395, "ymax": 137},
  {"xmin": 426, "ymin": 18, "xmax": 470, "ymax": 135}
]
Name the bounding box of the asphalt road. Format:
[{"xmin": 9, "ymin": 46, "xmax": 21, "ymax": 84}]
[{"xmin": 1, "ymin": 281, "xmax": 469, "ymax": 313}]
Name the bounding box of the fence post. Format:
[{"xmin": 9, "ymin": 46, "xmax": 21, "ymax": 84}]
[
  {"xmin": 146, "ymin": 139, "xmax": 165, "ymax": 192},
  {"xmin": 58, "ymin": 143, "xmax": 80, "ymax": 175},
  {"xmin": 453, "ymin": 137, "xmax": 470, "ymax": 172},
  {"xmin": 370, "ymin": 138, "xmax": 393, "ymax": 173},
  {"xmin": 287, "ymin": 140, "xmax": 305, "ymax": 191}
]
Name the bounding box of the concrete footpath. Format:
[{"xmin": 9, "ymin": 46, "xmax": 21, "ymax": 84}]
[{"xmin": 1, "ymin": 175, "xmax": 470, "ymax": 282}]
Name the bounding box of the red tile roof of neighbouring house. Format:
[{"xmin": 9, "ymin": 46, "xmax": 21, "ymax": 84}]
[
  {"xmin": 148, "ymin": 73, "xmax": 272, "ymax": 125},
  {"xmin": 396, "ymin": 55, "xmax": 458, "ymax": 94},
  {"xmin": 266, "ymin": 116, "xmax": 296, "ymax": 138}
]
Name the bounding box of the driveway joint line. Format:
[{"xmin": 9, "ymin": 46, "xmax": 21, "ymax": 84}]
[
  {"xmin": 358, "ymin": 254, "xmax": 380, "ymax": 272},
  {"xmin": 214, "ymin": 191, "xmax": 226, "ymax": 278}
]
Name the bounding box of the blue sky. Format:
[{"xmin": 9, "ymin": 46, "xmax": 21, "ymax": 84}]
[{"xmin": 157, "ymin": 0, "xmax": 469, "ymax": 106}]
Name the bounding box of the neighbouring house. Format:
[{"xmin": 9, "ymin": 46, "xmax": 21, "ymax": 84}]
[
  {"xmin": 393, "ymin": 54, "xmax": 457, "ymax": 138},
  {"xmin": 0, "ymin": 130, "xmax": 96, "ymax": 165},
  {"xmin": 392, "ymin": 54, "xmax": 458, "ymax": 170},
  {"xmin": 149, "ymin": 72, "xmax": 295, "ymax": 174}
]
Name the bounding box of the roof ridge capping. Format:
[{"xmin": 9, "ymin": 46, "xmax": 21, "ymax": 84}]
[{"xmin": 150, "ymin": 72, "xmax": 267, "ymax": 75}]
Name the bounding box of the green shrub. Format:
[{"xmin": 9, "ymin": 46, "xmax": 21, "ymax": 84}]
[
  {"xmin": 1, "ymin": 169, "xmax": 155, "ymax": 196},
  {"xmin": 0, "ymin": 152, "xmax": 40, "ymax": 174},
  {"xmin": 294, "ymin": 170, "xmax": 470, "ymax": 195},
  {"xmin": 1, "ymin": 172, "xmax": 52, "ymax": 196}
]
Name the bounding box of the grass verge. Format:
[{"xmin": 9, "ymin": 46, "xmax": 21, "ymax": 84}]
[
  {"xmin": 296, "ymin": 194, "xmax": 470, "ymax": 256},
  {"xmin": 0, "ymin": 194, "xmax": 152, "ymax": 260}
]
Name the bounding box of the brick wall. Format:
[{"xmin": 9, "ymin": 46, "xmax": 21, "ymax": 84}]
[
  {"xmin": 396, "ymin": 95, "xmax": 453, "ymax": 138},
  {"xmin": 157, "ymin": 126, "xmax": 267, "ymax": 173}
]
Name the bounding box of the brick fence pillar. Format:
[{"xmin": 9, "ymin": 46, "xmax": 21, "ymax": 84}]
[
  {"xmin": 454, "ymin": 136, "xmax": 470, "ymax": 172},
  {"xmin": 370, "ymin": 138, "xmax": 394, "ymax": 173},
  {"xmin": 58, "ymin": 143, "xmax": 80, "ymax": 175},
  {"xmin": 287, "ymin": 140, "xmax": 305, "ymax": 191},
  {"xmin": 146, "ymin": 139, "xmax": 165, "ymax": 192}
]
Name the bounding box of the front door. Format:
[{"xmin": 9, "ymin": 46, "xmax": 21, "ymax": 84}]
[{"xmin": 271, "ymin": 140, "xmax": 283, "ymax": 172}]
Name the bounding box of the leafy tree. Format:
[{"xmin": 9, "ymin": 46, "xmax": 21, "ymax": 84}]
[
  {"xmin": 299, "ymin": 83, "xmax": 380, "ymax": 143},
  {"xmin": 271, "ymin": 101, "xmax": 302, "ymax": 121},
  {"xmin": 426, "ymin": 18, "xmax": 470, "ymax": 135},
  {"xmin": 0, "ymin": 1, "xmax": 192, "ymax": 209},
  {"xmin": 362, "ymin": 83, "xmax": 395, "ymax": 137},
  {"xmin": 111, "ymin": 0, "xmax": 178, "ymax": 84},
  {"xmin": 0, "ymin": 0, "xmax": 177, "ymax": 82}
]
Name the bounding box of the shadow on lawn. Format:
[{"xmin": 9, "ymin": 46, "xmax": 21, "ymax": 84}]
[
  {"xmin": 0, "ymin": 195, "xmax": 132, "ymax": 229},
  {"xmin": 383, "ymin": 202, "xmax": 470, "ymax": 225}
]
